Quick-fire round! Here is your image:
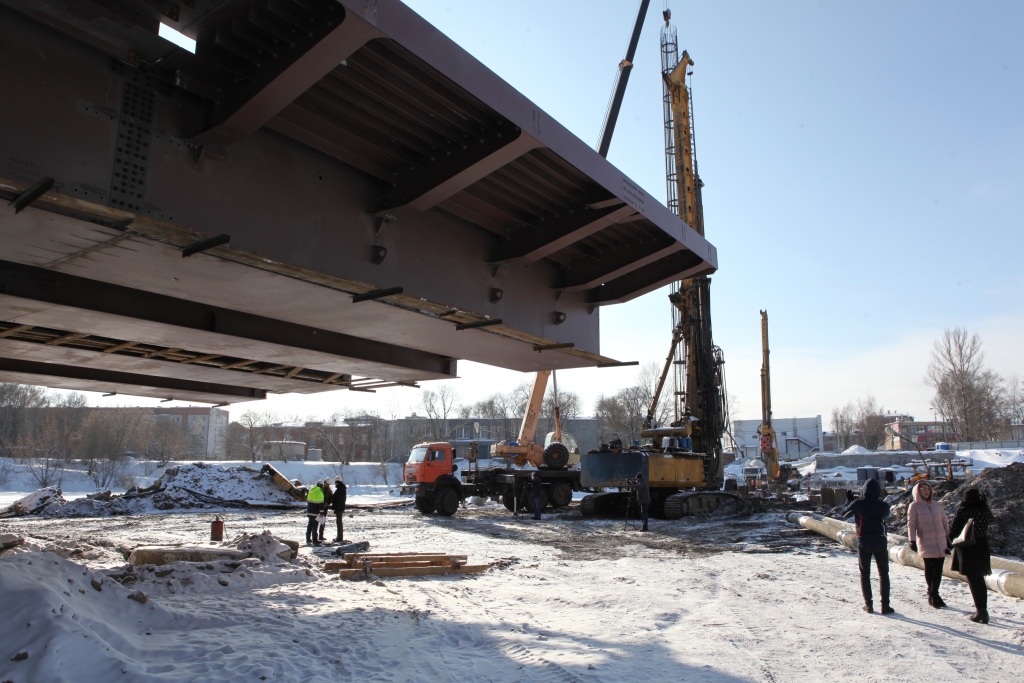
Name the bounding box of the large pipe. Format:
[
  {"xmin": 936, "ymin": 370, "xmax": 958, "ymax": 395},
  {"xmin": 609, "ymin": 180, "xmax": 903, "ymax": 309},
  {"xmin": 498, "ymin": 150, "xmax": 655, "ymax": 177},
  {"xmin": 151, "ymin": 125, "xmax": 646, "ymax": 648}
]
[
  {"xmin": 786, "ymin": 512, "xmax": 1024, "ymax": 599},
  {"xmin": 807, "ymin": 512, "xmax": 1024, "ymax": 575}
]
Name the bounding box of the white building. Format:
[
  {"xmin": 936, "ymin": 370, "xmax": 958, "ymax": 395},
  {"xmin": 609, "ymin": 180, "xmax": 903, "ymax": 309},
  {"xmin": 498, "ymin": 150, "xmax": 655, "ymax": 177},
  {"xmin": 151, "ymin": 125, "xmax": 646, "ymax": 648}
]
[{"xmin": 733, "ymin": 416, "xmax": 823, "ymax": 461}]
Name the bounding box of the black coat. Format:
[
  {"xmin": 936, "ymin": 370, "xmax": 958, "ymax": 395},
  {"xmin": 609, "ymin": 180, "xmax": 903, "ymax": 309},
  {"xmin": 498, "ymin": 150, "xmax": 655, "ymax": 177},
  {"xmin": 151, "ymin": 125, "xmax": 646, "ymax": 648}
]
[
  {"xmin": 635, "ymin": 475, "xmax": 651, "ymax": 505},
  {"xmin": 841, "ymin": 478, "xmax": 890, "ymax": 549},
  {"xmin": 950, "ymin": 499, "xmax": 993, "ymax": 577},
  {"xmin": 332, "ymin": 482, "xmax": 347, "ymax": 513}
]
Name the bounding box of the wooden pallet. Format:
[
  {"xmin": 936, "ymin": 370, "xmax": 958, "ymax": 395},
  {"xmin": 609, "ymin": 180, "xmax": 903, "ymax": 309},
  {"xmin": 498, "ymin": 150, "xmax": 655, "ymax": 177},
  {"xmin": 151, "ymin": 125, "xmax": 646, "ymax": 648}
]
[{"xmin": 325, "ymin": 552, "xmax": 490, "ymax": 579}]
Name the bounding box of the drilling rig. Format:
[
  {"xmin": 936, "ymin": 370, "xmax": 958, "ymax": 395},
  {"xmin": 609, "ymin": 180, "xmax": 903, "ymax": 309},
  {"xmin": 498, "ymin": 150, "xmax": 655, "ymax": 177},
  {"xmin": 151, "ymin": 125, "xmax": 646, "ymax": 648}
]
[{"xmin": 579, "ymin": 4, "xmax": 737, "ymax": 519}]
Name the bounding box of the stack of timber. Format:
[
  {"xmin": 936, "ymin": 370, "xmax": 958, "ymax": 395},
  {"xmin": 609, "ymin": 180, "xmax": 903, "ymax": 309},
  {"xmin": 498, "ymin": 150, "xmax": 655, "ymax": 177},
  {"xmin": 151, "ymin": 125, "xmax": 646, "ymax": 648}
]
[{"xmin": 325, "ymin": 552, "xmax": 491, "ymax": 579}]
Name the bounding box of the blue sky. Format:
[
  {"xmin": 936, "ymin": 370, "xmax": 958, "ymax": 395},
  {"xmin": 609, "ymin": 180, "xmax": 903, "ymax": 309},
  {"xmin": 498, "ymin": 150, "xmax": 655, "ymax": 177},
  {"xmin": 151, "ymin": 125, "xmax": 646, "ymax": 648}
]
[{"xmin": 87, "ymin": 1, "xmax": 1024, "ymax": 427}]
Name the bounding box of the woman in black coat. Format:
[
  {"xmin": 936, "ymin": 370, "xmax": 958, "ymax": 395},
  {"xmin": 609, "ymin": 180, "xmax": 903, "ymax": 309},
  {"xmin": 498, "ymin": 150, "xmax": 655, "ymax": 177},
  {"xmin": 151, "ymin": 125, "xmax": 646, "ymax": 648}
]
[{"xmin": 950, "ymin": 488, "xmax": 994, "ymax": 623}]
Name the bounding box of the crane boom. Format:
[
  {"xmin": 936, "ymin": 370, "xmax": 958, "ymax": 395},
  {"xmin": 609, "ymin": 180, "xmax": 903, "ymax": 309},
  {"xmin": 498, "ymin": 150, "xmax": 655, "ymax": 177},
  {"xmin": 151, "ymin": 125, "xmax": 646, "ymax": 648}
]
[{"xmin": 597, "ymin": 0, "xmax": 652, "ymax": 157}]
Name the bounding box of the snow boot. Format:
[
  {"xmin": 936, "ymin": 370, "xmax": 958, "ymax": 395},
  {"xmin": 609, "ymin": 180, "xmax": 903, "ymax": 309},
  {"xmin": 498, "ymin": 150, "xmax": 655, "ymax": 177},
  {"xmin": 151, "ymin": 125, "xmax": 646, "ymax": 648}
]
[
  {"xmin": 880, "ymin": 605, "xmax": 895, "ymax": 615},
  {"xmin": 969, "ymin": 610, "xmax": 989, "ymax": 624},
  {"xmin": 863, "ymin": 604, "xmax": 873, "ymax": 614},
  {"xmin": 933, "ymin": 595, "xmax": 946, "ymax": 608}
]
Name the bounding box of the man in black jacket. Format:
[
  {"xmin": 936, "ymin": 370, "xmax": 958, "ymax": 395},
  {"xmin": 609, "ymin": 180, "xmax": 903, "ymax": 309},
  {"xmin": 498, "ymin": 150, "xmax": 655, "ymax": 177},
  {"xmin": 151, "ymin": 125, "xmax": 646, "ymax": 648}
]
[
  {"xmin": 331, "ymin": 476, "xmax": 348, "ymax": 543},
  {"xmin": 634, "ymin": 472, "xmax": 651, "ymax": 532},
  {"xmin": 530, "ymin": 471, "xmax": 543, "ymax": 520},
  {"xmin": 842, "ymin": 478, "xmax": 893, "ymax": 614}
]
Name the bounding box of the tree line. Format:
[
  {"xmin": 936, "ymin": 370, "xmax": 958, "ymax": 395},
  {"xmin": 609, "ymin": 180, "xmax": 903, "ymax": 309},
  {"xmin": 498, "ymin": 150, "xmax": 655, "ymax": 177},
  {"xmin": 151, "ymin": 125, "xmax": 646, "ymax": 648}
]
[
  {"xmin": 0, "ymin": 384, "xmax": 196, "ymax": 489},
  {"xmin": 830, "ymin": 327, "xmax": 1023, "ymax": 448},
  {"xmin": 226, "ymin": 363, "xmax": 680, "ymax": 465}
]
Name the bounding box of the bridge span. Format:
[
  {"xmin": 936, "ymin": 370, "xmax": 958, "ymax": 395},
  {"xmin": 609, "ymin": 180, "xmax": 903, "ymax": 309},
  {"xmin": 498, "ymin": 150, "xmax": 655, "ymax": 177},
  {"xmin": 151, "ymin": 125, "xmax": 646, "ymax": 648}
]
[{"xmin": 0, "ymin": 0, "xmax": 717, "ymax": 404}]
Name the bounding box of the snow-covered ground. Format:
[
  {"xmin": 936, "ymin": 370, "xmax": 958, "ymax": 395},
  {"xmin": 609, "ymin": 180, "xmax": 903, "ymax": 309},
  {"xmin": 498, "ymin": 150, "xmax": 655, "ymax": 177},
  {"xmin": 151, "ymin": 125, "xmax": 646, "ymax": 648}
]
[{"xmin": 3, "ymin": 501, "xmax": 1023, "ymax": 682}]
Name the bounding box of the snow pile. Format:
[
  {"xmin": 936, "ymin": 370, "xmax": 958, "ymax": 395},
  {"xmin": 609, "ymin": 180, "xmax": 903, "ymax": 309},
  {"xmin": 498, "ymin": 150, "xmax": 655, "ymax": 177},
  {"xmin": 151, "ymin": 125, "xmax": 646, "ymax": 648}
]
[
  {"xmin": 104, "ymin": 531, "xmax": 314, "ymax": 596},
  {"xmin": 0, "ymin": 487, "xmax": 63, "ymax": 516},
  {"xmin": 31, "ymin": 463, "xmax": 303, "ymax": 518},
  {"xmin": 0, "ymin": 552, "xmax": 188, "ymax": 682},
  {"xmin": 841, "ymin": 445, "xmax": 873, "ymax": 455},
  {"xmin": 959, "ymin": 449, "xmax": 1024, "ymax": 471}
]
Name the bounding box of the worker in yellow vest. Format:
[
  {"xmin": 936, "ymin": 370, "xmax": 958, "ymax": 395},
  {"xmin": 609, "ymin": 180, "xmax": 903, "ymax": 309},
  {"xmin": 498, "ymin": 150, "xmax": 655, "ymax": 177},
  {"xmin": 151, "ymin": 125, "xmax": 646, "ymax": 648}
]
[{"xmin": 305, "ymin": 481, "xmax": 325, "ymax": 546}]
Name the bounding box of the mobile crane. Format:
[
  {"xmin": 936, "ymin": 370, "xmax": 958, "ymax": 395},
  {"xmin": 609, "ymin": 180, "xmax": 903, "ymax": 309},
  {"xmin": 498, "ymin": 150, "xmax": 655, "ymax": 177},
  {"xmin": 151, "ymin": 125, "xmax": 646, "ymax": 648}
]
[{"xmin": 400, "ymin": 370, "xmax": 583, "ymax": 516}]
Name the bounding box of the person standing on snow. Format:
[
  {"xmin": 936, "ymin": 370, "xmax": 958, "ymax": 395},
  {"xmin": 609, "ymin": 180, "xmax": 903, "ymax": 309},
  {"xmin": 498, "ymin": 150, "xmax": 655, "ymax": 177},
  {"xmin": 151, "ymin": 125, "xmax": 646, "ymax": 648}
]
[
  {"xmin": 907, "ymin": 481, "xmax": 950, "ymax": 608},
  {"xmin": 950, "ymin": 488, "xmax": 994, "ymax": 624},
  {"xmin": 841, "ymin": 478, "xmax": 894, "ymax": 614},
  {"xmin": 305, "ymin": 480, "xmax": 325, "ymax": 546},
  {"xmin": 319, "ymin": 479, "xmax": 332, "ymax": 544},
  {"xmin": 530, "ymin": 471, "xmax": 543, "ymax": 520},
  {"xmin": 331, "ymin": 476, "xmax": 348, "ymax": 543},
  {"xmin": 634, "ymin": 471, "xmax": 651, "ymax": 532}
]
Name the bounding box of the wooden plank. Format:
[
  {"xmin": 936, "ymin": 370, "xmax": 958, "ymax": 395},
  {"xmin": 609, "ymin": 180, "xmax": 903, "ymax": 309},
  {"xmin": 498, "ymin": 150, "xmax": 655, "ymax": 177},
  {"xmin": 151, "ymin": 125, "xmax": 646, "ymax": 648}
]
[
  {"xmin": 334, "ymin": 564, "xmax": 491, "ymax": 578},
  {"xmin": 326, "ymin": 559, "xmax": 461, "ymax": 571},
  {"xmin": 0, "ymin": 324, "xmax": 32, "ymax": 339},
  {"xmin": 103, "ymin": 341, "xmax": 138, "ymax": 354},
  {"xmin": 342, "ymin": 553, "xmax": 468, "ymax": 563}
]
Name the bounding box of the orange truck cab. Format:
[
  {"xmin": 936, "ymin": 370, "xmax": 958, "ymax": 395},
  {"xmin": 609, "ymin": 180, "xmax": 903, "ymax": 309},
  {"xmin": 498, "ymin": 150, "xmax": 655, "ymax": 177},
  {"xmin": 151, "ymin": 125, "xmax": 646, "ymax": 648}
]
[{"xmin": 400, "ymin": 442, "xmax": 464, "ymax": 515}]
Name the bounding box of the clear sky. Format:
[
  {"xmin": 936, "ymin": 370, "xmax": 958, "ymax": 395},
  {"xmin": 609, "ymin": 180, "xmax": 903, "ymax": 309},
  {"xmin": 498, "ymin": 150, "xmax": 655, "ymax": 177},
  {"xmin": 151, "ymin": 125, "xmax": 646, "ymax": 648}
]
[{"xmin": 82, "ymin": 0, "xmax": 1023, "ymax": 428}]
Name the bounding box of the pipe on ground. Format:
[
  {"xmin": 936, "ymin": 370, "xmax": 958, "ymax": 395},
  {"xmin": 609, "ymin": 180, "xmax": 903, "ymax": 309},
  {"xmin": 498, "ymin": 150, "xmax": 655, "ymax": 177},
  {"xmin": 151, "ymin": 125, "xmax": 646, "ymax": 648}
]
[{"xmin": 786, "ymin": 512, "xmax": 1024, "ymax": 599}]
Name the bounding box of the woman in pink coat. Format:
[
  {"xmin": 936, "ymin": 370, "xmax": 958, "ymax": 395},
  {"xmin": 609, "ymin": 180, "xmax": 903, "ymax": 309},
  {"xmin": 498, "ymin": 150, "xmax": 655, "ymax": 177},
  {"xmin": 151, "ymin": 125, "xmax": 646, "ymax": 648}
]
[{"xmin": 907, "ymin": 481, "xmax": 951, "ymax": 607}]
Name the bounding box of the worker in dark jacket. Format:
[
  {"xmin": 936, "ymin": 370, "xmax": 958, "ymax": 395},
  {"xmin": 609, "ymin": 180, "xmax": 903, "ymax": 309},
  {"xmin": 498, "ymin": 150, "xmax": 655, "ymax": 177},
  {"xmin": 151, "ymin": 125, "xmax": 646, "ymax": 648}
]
[
  {"xmin": 950, "ymin": 488, "xmax": 994, "ymax": 624},
  {"xmin": 305, "ymin": 481, "xmax": 325, "ymax": 546},
  {"xmin": 530, "ymin": 471, "xmax": 543, "ymax": 520},
  {"xmin": 841, "ymin": 478, "xmax": 893, "ymax": 614},
  {"xmin": 319, "ymin": 480, "xmax": 332, "ymax": 544},
  {"xmin": 332, "ymin": 476, "xmax": 348, "ymax": 543},
  {"xmin": 635, "ymin": 471, "xmax": 651, "ymax": 532}
]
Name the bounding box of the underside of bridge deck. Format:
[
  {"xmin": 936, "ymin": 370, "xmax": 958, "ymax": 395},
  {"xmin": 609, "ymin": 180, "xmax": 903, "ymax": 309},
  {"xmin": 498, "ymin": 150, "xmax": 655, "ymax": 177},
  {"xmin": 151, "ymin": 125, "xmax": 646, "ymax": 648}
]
[{"xmin": 0, "ymin": 0, "xmax": 717, "ymax": 404}]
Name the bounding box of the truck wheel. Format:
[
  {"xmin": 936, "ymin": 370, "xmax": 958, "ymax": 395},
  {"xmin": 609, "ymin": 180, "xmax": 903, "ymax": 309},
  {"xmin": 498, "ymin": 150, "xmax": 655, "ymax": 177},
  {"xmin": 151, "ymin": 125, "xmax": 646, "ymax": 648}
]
[
  {"xmin": 543, "ymin": 442, "xmax": 570, "ymax": 469},
  {"xmin": 434, "ymin": 487, "xmax": 460, "ymax": 517},
  {"xmin": 548, "ymin": 482, "xmax": 572, "ymax": 508},
  {"xmin": 502, "ymin": 486, "xmax": 520, "ymax": 512},
  {"xmin": 415, "ymin": 496, "xmax": 435, "ymax": 514}
]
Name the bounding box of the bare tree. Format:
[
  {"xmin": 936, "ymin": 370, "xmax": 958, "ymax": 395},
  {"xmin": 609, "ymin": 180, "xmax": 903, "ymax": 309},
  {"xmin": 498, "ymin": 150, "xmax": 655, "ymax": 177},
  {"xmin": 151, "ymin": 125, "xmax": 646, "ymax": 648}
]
[
  {"xmin": 1004, "ymin": 374, "xmax": 1024, "ymax": 431},
  {"xmin": 146, "ymin": 417, "xmax": 190, "ymax": 462},
  {"xmin": 854, "ymin": 395, "xmax": 887, "ymax": 450},
  {"xmin": 236, "ymin": 409, "xmax": 275, "ymax": 462},
  {"xmin": 472, "ymin": 391, "xmax": 521, "ymax": 441},
  {"xmin": 830, "ymin": 402, "xmax": 856, "ymax": 451},
  {"xmin": 925, "ymin": 327, "xmax": 1004, "ymax": 441},
  {"xmin": 81, "ymin": 407, "xmax": 152, "ymax": 488},
  {"xmin": 0, "ymin": 383, "xmax": 49, "ymax": 458},
  {"xmin": 421, "ymin": 386, "xmax": 460, "ymax": 440},
  {"xmin": 20, "ymin": 392, "xmax": 87, "ymax": 487},
  {"xmin": 542, "ymin": 388, "xmax": 583, "ymax": 424}
]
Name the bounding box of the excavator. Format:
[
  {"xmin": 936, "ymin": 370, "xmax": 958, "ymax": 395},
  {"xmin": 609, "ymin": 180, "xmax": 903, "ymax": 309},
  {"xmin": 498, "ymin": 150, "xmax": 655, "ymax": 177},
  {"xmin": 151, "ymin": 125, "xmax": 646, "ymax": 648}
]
[{"xmin": 578, "ymin": 6, "xmax": 742, "ymax": 519}]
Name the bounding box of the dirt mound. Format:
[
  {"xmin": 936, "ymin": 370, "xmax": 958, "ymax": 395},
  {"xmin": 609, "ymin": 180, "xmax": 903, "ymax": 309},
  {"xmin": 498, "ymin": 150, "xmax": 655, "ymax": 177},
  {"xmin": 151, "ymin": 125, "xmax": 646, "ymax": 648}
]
[{"xmin": 888, "ymin": 463, "xmax": 1024, "ymax": 560}]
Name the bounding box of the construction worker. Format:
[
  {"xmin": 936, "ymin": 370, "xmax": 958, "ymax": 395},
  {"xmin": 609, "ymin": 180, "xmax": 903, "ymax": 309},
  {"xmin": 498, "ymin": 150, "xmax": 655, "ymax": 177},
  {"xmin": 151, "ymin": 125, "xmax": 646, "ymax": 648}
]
[
  {"xmin": 319, "ymin": 479, "xmax": 332, "ymax": 544},
  {"xmin": 332, "ymin": 476, "xmax": 348, "ymax": 543},
  {"xmin": 530, "ymin": 471, "xmax": 543, "ymax": 520},
  {"xmin": 305, "ymin": 480, "xmax": 325, "ymax": 546},
  {"xmin": 635, "ymin": 471, "xmax": 651, "ymax": 532}
]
